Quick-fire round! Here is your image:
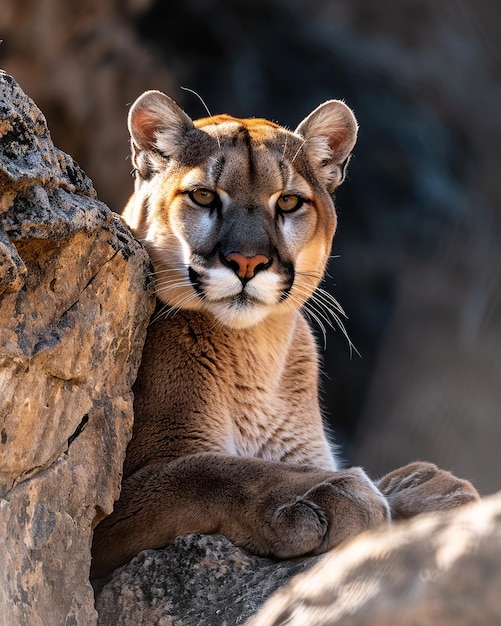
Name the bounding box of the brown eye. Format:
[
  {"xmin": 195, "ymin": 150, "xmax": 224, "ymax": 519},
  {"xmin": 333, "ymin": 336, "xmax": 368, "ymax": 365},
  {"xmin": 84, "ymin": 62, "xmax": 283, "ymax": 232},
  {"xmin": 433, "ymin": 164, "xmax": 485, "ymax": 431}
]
[
  {"xmin": 277, "ymin": 194, "xmax": 303, "ymax": 213},
  {"xmin": 189, "ymin": 188, "xmax": 218, "ymax": 207}
]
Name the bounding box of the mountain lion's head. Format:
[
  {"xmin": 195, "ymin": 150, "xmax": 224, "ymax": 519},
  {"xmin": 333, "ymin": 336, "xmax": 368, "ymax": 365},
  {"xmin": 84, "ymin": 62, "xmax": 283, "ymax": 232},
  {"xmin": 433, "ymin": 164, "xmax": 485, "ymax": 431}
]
[{"xmin": 123, "ymin": 91, "xmax": 357, "ymax": 329}]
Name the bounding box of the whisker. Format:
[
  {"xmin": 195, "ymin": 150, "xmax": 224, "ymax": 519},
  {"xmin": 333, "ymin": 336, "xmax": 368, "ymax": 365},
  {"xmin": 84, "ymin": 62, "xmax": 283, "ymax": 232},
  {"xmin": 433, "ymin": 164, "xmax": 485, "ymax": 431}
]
[
  {"xmin": 292, "ymin": 281, "xmax": 359, "ymax": 357},
  {"xmin": 322, "ymin": 254, "xmax": 341, "ymax": 280},
  {"xmin": 295, "ymin": 270, "xmax": 323, "ymax": 281},
  {"xmin": 291, "ymin": 139, "xmax": 306, "ymax": 165},
  {"xmin": 154, "ymin": 280, "xmax": 193, "ymax": 297},
  {"xmin": 149, "ymin": 273, "xmax": 190, "ymax": 283},
  {"xmin": 301, "ymin": 305, "xmax": 328, "ymax": 348},
  {"xmin": 287, "ymin": 292, "xmax": 329, "ymax": 348},
  {"xmin": 153, "ymin": 270, "xmax": 189, "ymax": 279},
  {"xmin": 281, "ymin": 133, "xmax": 289, "ymax": 161},
  {"xmin": 150, "ymin": 303, "xmax": 171, "ymax": 325},
  {"xmin": 148, "ymin": 265, "xmax": 188, "ymax": 276},
  {"xmin": 151, "ymin": 289, "xmax": 202, "ymax": 325},
  {"xmin": 294, "ymin": 278, "xmax": 348, "ymax": 318},
  {"xmin": 181, "ymin": 86, "xmax": 221, "ymax": 150},
  {"xmin": 154, "ymin": 282, "xmax": 192, "ymax": 296},
  {"xmin": 311, "ymin": 287, "xmax": 347, "ymax": 317},
  {"xmin": 322, "ymin": 268, "xmax": 334, "ymax": 280},
  {"xmin": 153, "ymin": 274, "xmax": 191, "ymax": 286},
  {"xmin": 294, "ymin": 286, "xmax": 335, "ymax": 330}
]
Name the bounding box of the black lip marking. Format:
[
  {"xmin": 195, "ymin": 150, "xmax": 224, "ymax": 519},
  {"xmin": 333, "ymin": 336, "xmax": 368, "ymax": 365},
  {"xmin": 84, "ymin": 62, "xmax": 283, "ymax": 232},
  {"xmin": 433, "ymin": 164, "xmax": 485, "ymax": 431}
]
[
  {"xmin": 280, "ymin": 262, "xmax": 295, "ymax": 301},
  {"xmin": 279, "ymin": 287, "xmax": 291, "ymax": 302},
  {"xmin": 188, "ymin": 266, "xmax": 204, "ymax": 297}
]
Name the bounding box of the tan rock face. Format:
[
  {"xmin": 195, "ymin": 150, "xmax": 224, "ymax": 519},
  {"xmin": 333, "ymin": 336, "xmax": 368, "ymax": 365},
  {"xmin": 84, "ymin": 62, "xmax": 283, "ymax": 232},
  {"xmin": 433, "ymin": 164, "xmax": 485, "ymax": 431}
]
[{"xmin": 0, "ymin": 72, "xmax": 154, "ymax": 626}]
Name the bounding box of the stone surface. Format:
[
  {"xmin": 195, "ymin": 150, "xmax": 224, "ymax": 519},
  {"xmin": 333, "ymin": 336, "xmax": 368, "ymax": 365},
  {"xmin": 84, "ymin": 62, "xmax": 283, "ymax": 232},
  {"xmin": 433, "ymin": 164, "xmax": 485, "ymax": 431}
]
[
  {"xmin": 0, "ymin": 72, "xmax": 154, "ymax": 626},
  {"xmin": 95, "ymin": 534, "xmax": 319, "ymax": 626},
  {"xmin": 251, "ymin": 492, "xmax": 501, "ymax": 626}
]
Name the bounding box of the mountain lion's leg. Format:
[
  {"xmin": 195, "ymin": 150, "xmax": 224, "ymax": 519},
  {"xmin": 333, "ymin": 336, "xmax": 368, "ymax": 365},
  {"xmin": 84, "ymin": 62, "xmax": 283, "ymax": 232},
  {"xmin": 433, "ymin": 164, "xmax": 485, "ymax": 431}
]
[
  {"xmin": 91, "ymin": 454, "xmax": 389, "ymax": 578},
  {"xmin": 377, "ymin": 461, "xmax": 479, "ymax": 520}
]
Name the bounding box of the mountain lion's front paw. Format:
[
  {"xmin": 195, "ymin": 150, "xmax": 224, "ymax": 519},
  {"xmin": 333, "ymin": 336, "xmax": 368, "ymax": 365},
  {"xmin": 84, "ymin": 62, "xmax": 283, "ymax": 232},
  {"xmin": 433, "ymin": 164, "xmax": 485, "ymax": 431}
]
[
  {"xmin": 267, "ymin": 467, "xmax": 390, "ymax": 558},
  {"xmin": 377, "ymin": 461, "xmax": 480, "ymax": 520}
]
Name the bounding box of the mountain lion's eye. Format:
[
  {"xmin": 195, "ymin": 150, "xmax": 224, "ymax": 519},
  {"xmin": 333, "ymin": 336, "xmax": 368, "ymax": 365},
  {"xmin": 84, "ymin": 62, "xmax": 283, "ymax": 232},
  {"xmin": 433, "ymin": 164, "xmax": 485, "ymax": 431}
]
[
  {"xmin": 189, "ymin": 188, "xmax": 218, "ymax": 208},
  {"xmin": 277, "ymin": 194, "xmax": 303, "ymax": 213}
]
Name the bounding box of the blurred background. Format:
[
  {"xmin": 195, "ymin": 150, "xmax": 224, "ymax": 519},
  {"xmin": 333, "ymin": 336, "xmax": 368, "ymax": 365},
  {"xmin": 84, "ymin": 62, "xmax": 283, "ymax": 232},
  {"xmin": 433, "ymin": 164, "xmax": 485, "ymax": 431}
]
[{"xmin": 1, "ymin": 0, "xmax": 500, "ymax": 494}]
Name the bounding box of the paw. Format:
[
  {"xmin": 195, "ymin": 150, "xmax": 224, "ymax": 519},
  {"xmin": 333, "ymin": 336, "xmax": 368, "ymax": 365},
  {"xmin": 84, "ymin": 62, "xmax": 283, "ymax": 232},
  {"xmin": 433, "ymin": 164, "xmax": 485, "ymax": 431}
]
[
  {"xmin": 268, "ymin": 467, "xmax": 390, "ymax": 558},
  {"xmin": 269, "ymin": 497, "xmax": 329, "ymax": 557},
  {"xmin": 377, "ymin": 461, "xmax": 480, "ymax": 520}
]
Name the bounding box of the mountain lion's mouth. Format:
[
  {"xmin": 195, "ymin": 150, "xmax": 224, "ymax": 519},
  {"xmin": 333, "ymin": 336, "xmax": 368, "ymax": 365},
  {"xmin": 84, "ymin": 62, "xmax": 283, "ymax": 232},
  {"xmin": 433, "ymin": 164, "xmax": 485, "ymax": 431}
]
[
  {"xmin": 204, "ymin": 288, "xmax": 263, "ymax": 308},
  {"xmin": 188, "ymin": 266, "xmax": 270, "ymax": 307}
]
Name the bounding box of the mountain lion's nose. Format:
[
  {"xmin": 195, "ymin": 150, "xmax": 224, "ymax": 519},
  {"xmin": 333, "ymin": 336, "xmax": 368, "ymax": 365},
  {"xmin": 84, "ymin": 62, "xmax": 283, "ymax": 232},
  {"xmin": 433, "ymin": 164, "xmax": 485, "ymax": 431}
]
[{"xmin": 224, "ymin": 252, "xmax": 270, "ymax": 281}]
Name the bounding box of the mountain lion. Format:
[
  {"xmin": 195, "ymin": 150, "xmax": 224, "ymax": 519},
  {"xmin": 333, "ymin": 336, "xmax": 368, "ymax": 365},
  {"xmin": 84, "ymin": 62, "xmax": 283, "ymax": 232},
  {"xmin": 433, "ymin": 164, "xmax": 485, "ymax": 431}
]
[{"xmin": 91, "ymin": 91, "xmax": 479, "ymax": 578}]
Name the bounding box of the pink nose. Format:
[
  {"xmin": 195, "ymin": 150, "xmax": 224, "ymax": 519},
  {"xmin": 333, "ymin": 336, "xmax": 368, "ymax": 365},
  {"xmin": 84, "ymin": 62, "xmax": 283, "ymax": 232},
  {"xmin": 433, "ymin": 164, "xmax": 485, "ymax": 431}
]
[{"xmin": 225, "ymin": 252, "xmax": 270, "ymax": 280}]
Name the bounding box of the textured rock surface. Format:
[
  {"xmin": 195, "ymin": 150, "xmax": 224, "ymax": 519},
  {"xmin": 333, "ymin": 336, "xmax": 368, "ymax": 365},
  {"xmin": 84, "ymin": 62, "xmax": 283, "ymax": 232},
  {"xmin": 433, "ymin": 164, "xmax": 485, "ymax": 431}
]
[
  {"xmin": 0, "ymin": 72, "xmax": 154, "ymax": 626},
  {"xmin": 251, "ymin": 492, "xmax": 501, "ymax": 625},
  {"xmin": 96, "ymin": 534, "xmax": 319, "ymax": 626}
]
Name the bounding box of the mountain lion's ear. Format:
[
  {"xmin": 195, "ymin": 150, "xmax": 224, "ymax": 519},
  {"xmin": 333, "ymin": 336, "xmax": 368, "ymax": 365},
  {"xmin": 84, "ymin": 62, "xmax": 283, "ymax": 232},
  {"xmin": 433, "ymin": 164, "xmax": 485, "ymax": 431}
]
[
  {"xmin": 295, "ymin": 100, "xmax": 358, "ymax": 193},
  {"xmin": 128, "ymin": 90, "xmax": 194, "ymax": 171}
]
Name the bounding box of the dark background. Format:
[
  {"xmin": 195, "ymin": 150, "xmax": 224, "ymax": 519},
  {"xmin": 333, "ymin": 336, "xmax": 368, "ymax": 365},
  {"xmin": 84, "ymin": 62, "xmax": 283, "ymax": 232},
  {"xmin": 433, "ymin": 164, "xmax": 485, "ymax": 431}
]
[{"xmin": 2, "ymin": 0, "xmax": 500, "ymax": 493}]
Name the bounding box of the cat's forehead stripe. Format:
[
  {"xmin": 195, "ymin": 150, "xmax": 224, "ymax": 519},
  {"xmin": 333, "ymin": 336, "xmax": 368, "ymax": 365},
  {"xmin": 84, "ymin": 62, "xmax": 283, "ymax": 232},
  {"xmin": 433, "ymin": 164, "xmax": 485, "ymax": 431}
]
[
  {"xmin": 209, "ymin": 154, "xmax": 226, "ymax": 186},
  {"xmin": 194, "ymin": 114, "xmax": 283, "ymax": 145}
]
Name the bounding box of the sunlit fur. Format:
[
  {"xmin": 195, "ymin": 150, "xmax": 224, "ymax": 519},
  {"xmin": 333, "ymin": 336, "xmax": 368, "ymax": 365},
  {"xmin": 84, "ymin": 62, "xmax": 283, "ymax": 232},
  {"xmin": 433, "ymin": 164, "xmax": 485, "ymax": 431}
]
[
  {"xmin": 123, "ymin": 95, "xmax": 357, "ymax": 332},
  {"xmin": 92, "ymin": 92, "xmax": 479, "ymax": 580}
]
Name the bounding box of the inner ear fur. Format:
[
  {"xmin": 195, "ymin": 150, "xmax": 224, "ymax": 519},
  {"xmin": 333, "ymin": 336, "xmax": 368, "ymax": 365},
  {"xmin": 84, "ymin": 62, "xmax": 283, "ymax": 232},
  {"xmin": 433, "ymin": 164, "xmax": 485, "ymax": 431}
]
[
  {"xmin": 128, "ymin": 90, "xmax": 194, "ymax": 156},
  {"xmin": 295, "ymin": 100, "xmax": 358, "ymax": 190}
]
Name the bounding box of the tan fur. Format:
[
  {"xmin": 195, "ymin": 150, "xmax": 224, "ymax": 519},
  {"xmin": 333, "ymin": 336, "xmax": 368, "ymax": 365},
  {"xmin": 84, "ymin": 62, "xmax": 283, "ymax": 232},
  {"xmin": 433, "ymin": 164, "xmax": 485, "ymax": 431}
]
[{"xmin": 91, "ymin": 92, "xmax": 479, "ymax": 579}]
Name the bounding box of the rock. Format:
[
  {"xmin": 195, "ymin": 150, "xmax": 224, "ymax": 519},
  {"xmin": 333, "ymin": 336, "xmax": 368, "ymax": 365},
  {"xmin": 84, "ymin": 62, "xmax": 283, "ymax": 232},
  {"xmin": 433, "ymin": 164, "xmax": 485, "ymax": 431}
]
[
  {"xmin": 0, "ymin": 72, "xmax": 154, "ymax": 626},
  {"xmin": 95, "ymin": 534, "xmax": 320, "ymax": 626},
  {"xmin": 250, "ymin": 493, "xmax": 501, "ymax": 626}
]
